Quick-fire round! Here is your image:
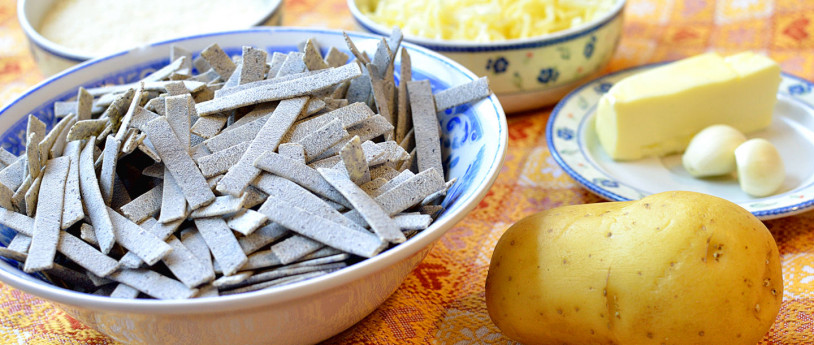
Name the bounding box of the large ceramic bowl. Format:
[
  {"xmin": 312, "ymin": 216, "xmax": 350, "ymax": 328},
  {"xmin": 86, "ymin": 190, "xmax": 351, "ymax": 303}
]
[
  {"xmin": 17, "ymin": 0, "xmax": 284, "ymax": 76},
  {"xmin": 348, "ymin": 0, "xmax": 626, "ymax": 113},
  {"xmin": 0, "ymin": 28, "xmax": 507, "ymax": 345}
]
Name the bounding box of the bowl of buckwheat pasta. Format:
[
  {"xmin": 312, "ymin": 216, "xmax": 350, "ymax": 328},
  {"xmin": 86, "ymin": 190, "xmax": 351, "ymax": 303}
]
[{"xmin": 0, "ymin": 27, "xmax": 506, "ymax": 345}]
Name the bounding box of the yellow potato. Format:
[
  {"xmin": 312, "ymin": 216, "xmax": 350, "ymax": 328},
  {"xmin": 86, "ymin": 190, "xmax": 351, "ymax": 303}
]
[{"xmin": 485, "ymin": 191, "xmax": 782, "ymax": 345}]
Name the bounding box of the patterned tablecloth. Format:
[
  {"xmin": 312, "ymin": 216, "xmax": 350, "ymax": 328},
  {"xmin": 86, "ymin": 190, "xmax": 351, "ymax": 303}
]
[{"xmin": 0, "ymin": 0, "xmax": 813, "ymax": 344}]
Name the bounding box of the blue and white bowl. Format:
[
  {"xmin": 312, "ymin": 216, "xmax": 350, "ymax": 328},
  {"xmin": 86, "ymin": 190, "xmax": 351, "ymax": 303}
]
[
  {"xmin": 17, "ymin": 0, "xmax": 284, "ymax": 76},
  {"xmin": 0, "ymin": 28, "xmax": 507, "ymax": 345},
  {"xmin": 348, "ymin": 0, "xmax": 626, "ymax": 113}
]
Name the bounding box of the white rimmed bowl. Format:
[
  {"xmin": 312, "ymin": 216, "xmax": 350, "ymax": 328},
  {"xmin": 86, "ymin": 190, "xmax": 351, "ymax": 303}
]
[
  {"xmin": 17, "ymin": 0, "xmax": 284, "ymax": 76},
  {"xmin": 348, "ymin": 0, "xmax": 626, "ymax": 113},
  {"xmin": 0, "ymin": 28, "xmax": 507, "ymax": 345}
]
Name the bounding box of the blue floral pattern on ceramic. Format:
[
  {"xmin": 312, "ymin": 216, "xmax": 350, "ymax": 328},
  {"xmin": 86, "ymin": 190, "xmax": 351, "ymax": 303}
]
[
  {"xmin": 537, "ymin": 67, "xmax": 560, "ymax": 84},
  {"xmin": 443, "ymin": 145, "xmax": 486, "ymax": 209},
  {"xmin": 584, "ymin": 35, "xmax": 597, "ymax": 59},
  {"xmin": 594, "ymin": 82, "xmax": 613, "ymax": 94},
  {"xmin": 556, "ymin": 127, "xmax": 574, "ymax": 141},
  {"xmin": 485, "ymin": 57, "xmax": 509, "ymax": 74},
  {"xmin": 547, "ymin": 64, "xmax": 814, "ymax": 220},
  {"xmin": 592, "ymin": 178, "xmax": 618, "ymax": 188},
  {"xmin": 557, "ymin": 46, "xmax": 571, "ymax": 60},
  {"xmin": 441, "ymin": 103, "xmax": 483, "ymax": 172},
  {"xmin": 789, "ymin": 83, "xmax": 812, "ymax": 95}
]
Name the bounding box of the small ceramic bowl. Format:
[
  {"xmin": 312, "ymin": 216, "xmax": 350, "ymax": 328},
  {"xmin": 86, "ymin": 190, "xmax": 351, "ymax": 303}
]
[
  {"xmin": 17, "ymin": 0, "xmax": 284, "ymax": 76},
  {"xmin": 348, "ymin": 0, "xmax": 626, "ymax": 113},
  {"xmin": 0, "ymin": 28, "xmax": 507, "ymax": 345}
]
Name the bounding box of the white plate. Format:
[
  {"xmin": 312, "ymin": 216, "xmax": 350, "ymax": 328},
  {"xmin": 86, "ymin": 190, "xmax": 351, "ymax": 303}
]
[{"xmin": 547, "ymin": 64, "xmax": 814, "ymax": 220}]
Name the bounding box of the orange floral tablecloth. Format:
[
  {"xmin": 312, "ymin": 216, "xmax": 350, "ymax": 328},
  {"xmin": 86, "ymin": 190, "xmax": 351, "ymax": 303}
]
[{"xmin": 0, "ymin": 0, "xmax": 813, "ymax": 344}]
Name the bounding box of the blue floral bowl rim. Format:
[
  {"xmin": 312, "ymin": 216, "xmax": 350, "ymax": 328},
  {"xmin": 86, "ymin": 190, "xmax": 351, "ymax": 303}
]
[
  {"xmin": 347, "ymin": 0, "xmax": 626, "ymax": 52},
  {"xmin": 16, "ymin": 0, "xmax": 284, "ymax": 63},
  {"xmin": 0, "ymin": 27, "xmax": 509, "ymax": 313}
]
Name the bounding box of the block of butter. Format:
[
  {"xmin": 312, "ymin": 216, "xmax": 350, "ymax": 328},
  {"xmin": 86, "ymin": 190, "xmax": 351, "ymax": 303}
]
[{"xmin": 595, "ymin": 52, "xmax": 781, "ymax": 160}]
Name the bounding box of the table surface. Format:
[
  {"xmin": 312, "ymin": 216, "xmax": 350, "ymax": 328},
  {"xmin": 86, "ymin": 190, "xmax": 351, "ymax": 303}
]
[{"xmin": 1, "ymin": 0, "xmax": 813, "ymax": 344}]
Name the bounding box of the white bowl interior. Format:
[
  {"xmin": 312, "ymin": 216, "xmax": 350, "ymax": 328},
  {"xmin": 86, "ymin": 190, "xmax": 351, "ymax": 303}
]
[
  {"xmin": 18, "ymin": 0, "xmax": 284, "ymax": 61},
  {"xmin": 0, "ymin": 27, "xmax": 507, "ymax": 343}
]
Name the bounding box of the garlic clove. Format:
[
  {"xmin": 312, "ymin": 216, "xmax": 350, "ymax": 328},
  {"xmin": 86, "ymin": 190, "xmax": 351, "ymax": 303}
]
[
  {"xmin": 735, "ymin": 138, "xmax": 785, "ymax": 197},
  {"xmin": 682, "ymin": 124, "xmax": 746, "ymax": 177}
]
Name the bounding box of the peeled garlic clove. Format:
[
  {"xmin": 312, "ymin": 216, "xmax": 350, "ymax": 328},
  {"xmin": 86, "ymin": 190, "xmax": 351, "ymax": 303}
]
[
  {"xmin": 735, "ymin": 138, "xmax": 785, "ymax": 197},
  {"xmin": 682, "ymin": 124, "xmax": 746, "ymax": 177}
]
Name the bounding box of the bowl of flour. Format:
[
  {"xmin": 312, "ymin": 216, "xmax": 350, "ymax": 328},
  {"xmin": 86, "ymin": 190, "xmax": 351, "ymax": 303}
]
[{"xmin": 18, "ymin": 0, "xmax": 283, "ymax": 76}]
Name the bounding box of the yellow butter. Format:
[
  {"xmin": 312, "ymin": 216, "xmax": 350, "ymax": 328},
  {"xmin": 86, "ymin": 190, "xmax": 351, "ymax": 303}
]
[{"xmin": 595, "ymin": 52, "xmax": 781, "ymax": 160}]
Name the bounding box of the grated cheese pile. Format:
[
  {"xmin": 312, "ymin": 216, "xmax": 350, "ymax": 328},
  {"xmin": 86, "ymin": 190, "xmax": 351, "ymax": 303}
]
[{"xmin": 359, "ymin": 0, "xmax": 616, "ymax": 42}]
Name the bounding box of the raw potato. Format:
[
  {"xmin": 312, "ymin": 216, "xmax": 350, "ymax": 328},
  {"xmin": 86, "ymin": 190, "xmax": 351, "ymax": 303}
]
[{"xmin": 485, "ymin": 191, "xmax": 782, "ymax": 345}]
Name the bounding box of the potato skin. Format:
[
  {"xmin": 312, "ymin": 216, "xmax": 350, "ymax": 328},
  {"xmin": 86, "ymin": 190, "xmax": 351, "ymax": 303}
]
[{"xmin": 485, "ymin": 191, "xmax": 782, "ymax": 345}]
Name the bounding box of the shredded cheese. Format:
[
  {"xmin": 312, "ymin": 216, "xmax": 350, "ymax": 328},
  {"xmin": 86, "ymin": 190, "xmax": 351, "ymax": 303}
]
[{"xmin": 360, "ymin": 0, "xmax": 615, "ymax": 42}]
